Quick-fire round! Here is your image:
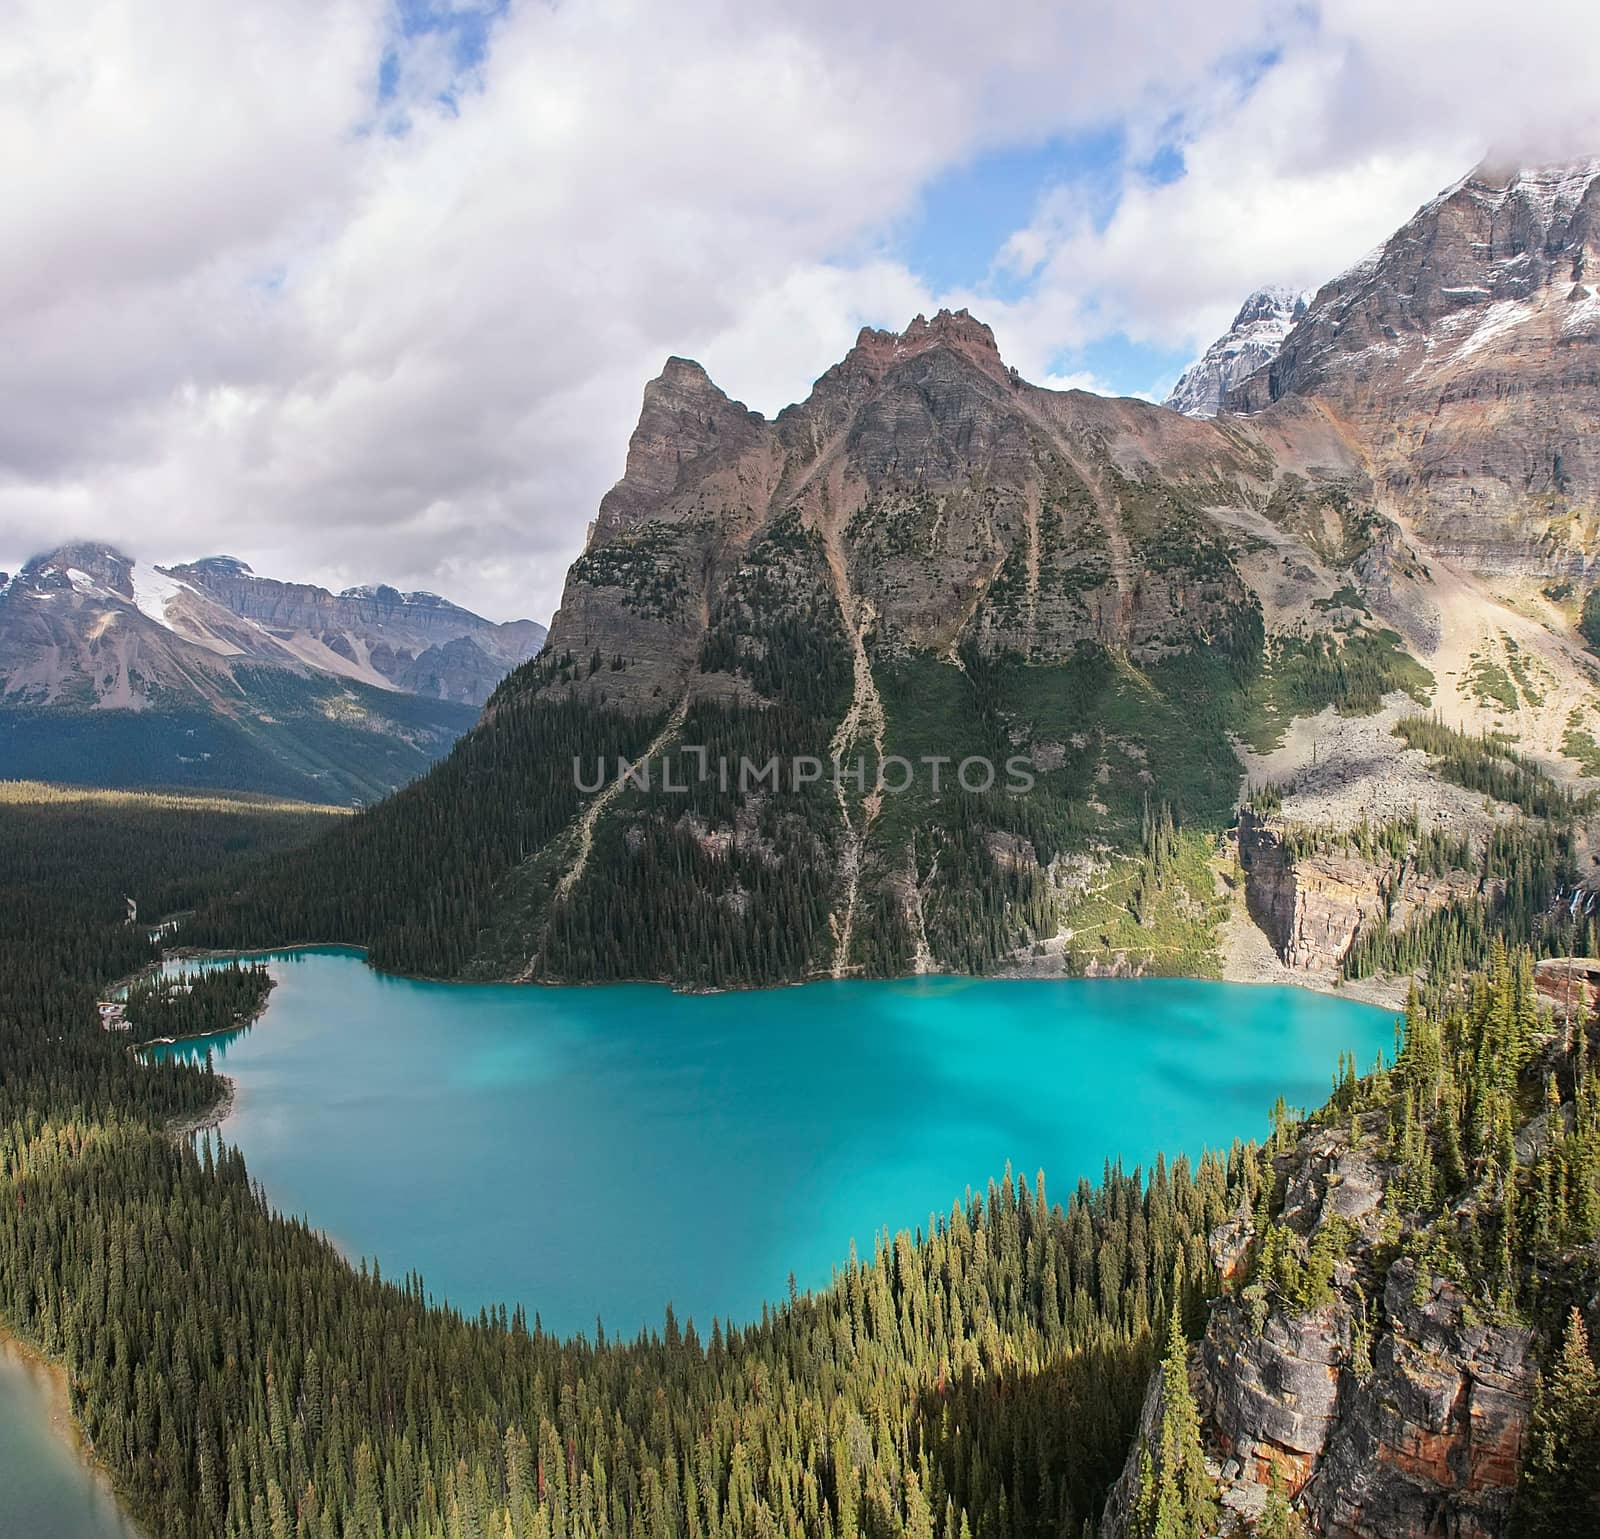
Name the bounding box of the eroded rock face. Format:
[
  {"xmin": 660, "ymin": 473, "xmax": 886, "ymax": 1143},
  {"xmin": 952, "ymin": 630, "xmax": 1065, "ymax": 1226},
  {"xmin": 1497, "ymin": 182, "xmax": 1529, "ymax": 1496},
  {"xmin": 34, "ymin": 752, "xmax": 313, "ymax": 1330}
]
[
  {"xmin": 1301, "ymin": 1261, "xmax": 1533, "ymax": 1539},
  {"xmin": 1228, "ymin": 159, "xmax": 1600, "ymax": 580},
  {"xmin": 539, "ymin": 308, "xmax": 1385, "ymax": 715},
  {"xmin": 1204, "ymin": 1300, "xmax": 1346, "ymax": 1487},
  {"xmin": 1201, "ymin": 1264, "xmax": 1533, "ymax": 1539},
  {"xmin": 1238, "ymin": 812, "xmax": 1486, "ymax": 973},
  {"xmin": 1104, "ymin": 1121, "xmax": 1535, "ymax": 1539},
  {"xmin": 593, "ymin": 357, "xmax": 772, "ymax": 537}
]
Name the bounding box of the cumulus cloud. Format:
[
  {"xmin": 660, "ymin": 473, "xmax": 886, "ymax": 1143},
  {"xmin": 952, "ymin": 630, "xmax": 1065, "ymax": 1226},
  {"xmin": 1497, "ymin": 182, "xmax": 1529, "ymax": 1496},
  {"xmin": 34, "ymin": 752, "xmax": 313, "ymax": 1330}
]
[
  {"xmin": 2, "ymin": 0, "xmax": 1598, "ymax": 619},
  {"xmin": 987, "ymin": 0, "xmax": 1600, "ymax": 377}
]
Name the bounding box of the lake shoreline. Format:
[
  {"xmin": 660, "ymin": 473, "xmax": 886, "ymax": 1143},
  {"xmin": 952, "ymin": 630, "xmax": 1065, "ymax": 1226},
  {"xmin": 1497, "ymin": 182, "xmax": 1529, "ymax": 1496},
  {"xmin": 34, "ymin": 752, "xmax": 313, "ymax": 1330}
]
[
  {"xmin": 160, "ymin": 938, "xmax": 1412, "ymax": 1011},
  {"xmin": 129, "ymin": 979, "xmax": 276, "ymax": 1053},
  {"xmin": 0, "ymin": 1321, "xmax": 146, "ymax": 1537},
  {"xmin": 140, "ymin": 949, "xmax": 1399, "ymax": 1336},
  {"xmin": 164, "ymin": 1075, "xmax": 236, "ymax": 1142}
]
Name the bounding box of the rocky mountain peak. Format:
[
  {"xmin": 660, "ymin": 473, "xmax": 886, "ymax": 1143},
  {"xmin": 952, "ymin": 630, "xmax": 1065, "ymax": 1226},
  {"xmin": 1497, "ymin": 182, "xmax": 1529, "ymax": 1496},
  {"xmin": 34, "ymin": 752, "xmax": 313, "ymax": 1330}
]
[
  {"xmin": 1231, "ymin": 154, "xmax": 1600, "ymax": 412},
  {"xmin": 653, "ymin": 354, "xmax": 723, "ymax": 399},
  {"xmin": 1165, "ymin": 286, "xmax": 1308, "ymax": 416},
  {"xmin": 188, "ymin": 554, "xmax": 254, "ymax": 579},
  {"xmin": 1221, "ymin": 153, "xmax": 1600, "ymax": 578},
  {"xmin": 769, "ymin": 308, "xmax": 1020, "ymax": 460},
  {"xmin": 594, "ymin": 355, "xmax": 769, "ymax": 536},
  {"xmin": 1233, "ymin": 284, "xmax": 1307, "ymax": 327},
  {"xmin": 841, "ymin": 307, "xmax": 1014, "ymax": 389},
  {"xmin": 17, "ymin": 541, "xmax": 136, "ymax": 598},
  {"xmin": 1460, "ymin": 152, "xmax": 1600, "ymax": 220}
]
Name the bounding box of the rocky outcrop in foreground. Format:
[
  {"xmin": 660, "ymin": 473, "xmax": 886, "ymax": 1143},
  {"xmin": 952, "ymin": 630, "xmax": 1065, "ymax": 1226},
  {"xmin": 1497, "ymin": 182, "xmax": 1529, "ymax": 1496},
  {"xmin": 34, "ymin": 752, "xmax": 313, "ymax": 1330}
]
[
  {"xmin": 1209, "ymin": 1124, "xmax": 1532, "ymax": 1538},
  {"xmin": 1099, "ymin": 933, "xmax": 1600, "ymax": 1539},
  {"xmin": 1103, "ymin": 1110, "xmax": 1537, "ymax": 1538}
]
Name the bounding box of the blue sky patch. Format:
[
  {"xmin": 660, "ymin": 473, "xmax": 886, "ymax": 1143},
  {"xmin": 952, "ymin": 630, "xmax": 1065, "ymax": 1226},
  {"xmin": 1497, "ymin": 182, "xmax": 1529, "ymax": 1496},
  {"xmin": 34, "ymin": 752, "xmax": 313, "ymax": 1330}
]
[
  {"xmin": 898, "ymin": 128, "xmax": 1128, "ymax": 293},
  {"xmin": 896, "ymin": 127, "xmax": 1198, "ymax": 396},
  {"xmin": 1049, "ymin": 335, "xmax": 1194, "ymax": 400},
  {"xmin": 379, "ymin": 0, "xmax": 506, "ymax": 107}
]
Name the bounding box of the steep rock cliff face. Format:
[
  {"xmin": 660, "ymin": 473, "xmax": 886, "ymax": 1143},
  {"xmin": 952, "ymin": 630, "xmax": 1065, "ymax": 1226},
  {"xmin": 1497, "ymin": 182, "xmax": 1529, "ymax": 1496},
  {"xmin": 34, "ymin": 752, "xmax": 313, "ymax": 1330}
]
[
  {"xmin": 540, "ymin": 308, "xmax": 1381, "ymax": 715},
  {"xmin": 1237, "ymin": 812, "xmax": 1487, "ymax": 973},
  {"xmin": 1204, "ymin": 1120, "xmax": 1532, "ymax": 1537},
  {"xmin": 1301, "ymin": 1261, "xmax": 1533, "ymax": 1539},
  {"xmin": 1228, "ymin": 160, "xmax": 1600, "ymax": 581},
  {"xmin": 1104, "ymin": 1115, "xmax": 1537, "ymax": 1539}
]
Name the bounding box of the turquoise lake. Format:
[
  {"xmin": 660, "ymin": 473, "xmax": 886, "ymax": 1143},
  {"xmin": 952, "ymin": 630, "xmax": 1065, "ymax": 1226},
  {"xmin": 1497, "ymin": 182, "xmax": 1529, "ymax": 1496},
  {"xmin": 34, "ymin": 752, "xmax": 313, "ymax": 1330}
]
[
  {"xmin": 149, "ymin": 948, "xmax": 1400, "ymax": 1338},
  {"xmin": 0, "ymin": 1341, "xmax": 143, "ymax": 1539}
]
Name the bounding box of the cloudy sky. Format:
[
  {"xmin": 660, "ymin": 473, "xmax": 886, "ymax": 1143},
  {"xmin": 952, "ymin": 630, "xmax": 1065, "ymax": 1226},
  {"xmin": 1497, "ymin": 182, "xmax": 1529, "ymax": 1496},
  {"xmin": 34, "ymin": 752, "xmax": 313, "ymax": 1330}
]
[{"xmin": 4, "ymin": 0, "xmax": 1599, "ymax": 622}]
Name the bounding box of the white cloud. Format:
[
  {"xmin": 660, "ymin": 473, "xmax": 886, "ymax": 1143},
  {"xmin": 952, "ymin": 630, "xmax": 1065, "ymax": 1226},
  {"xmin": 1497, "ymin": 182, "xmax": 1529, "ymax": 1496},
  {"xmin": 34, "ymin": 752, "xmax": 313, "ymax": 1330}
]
[
  {"xmin": 1, "ymin": 0, "xmax": 1598, "ymax": 621},
  {"xmin": 991, "ymin": 0, "xmax": 1600, "ymax": 370}
]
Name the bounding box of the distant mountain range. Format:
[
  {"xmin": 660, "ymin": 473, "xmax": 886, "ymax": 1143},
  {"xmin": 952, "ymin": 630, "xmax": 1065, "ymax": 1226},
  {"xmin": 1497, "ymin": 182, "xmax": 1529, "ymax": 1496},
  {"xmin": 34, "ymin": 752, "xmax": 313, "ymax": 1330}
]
[{"xmin": 0, "ymin": 543, "xmax": 545, "ymax": 802}]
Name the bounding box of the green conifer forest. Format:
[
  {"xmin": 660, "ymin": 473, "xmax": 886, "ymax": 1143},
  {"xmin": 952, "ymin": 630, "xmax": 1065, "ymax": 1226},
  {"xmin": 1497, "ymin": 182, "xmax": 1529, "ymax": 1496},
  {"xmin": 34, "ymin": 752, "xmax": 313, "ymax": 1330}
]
[{"xmin": 3, "ymin": 785, "xmax": 1600, "ymax": 1537}]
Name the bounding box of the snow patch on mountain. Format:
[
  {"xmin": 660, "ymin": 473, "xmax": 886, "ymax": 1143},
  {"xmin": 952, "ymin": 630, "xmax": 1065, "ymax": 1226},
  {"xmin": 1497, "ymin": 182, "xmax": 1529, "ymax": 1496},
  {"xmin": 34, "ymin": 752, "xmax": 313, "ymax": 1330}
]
[
  {"xmin": 1562, "ymin": 285, "xmax": 1600, "ymax": 338},
  {"xmin": 129, "ymin": 564, "xmax": 197, "ymax": 627},
  {"xmin": 1451, "ymin": 296, "xmax": 1539, "ymax": 362}
]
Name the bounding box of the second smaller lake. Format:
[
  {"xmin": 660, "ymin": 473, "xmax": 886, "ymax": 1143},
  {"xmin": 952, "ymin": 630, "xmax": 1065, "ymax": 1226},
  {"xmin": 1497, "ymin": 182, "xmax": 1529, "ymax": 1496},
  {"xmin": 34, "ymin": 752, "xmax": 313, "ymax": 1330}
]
[{"xmin": 0, "ymin": 1339, "xmax": 143, "ymax": 1539}]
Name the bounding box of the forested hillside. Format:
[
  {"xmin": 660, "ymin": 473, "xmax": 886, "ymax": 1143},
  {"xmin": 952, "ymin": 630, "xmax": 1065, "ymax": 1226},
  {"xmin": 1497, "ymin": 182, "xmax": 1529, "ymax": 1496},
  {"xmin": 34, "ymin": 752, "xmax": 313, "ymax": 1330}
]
[
  {"xmin": 187, "ymin": 631, "xmax": 1440, "ymax": 986},
  {"xmin": 0, "ymin": 783, "xmax": 339, "ymax": 1129},
  {"xmin": 185, "ymin": 289, "xmax": 1600, "ymax": 994},
  {"xmin": 3, "ymin": 790, "xmax": 1600, "ymax": 1537}
]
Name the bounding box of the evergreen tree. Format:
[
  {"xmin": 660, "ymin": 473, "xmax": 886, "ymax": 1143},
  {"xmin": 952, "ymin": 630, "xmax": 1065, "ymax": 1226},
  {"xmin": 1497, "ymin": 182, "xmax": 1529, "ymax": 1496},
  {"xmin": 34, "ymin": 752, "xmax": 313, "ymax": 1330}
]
[
  {"xmin": 1515, "ymin": 1308, "xmax": 1600, "ymax": 1537},
  {"xmin": 1257, "ymin": 1465, "xmax": 1303, "ymax": 1539},
  {"xmin": 1148, "ymin": 1306, "xmax": 1214, "ymax": 1539}
]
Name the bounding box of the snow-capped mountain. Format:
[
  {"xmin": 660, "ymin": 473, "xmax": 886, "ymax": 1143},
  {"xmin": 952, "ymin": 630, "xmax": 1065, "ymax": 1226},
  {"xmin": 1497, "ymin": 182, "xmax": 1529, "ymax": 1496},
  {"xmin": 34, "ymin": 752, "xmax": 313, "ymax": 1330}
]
[
  {"xmin": 1163, "ymin": 286, "xmax": 1308, "ymax": 416},
  {"xmin": 1227, "ymin": 157, "xmax": 1600, "ymax": 577},
  {"xmin": 165, "ymin": 556, "xmax": 546, "ymax": 706},
  {"xmin": 0, "ymin": 543, "xmax": 545, "ymax": 802}
]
